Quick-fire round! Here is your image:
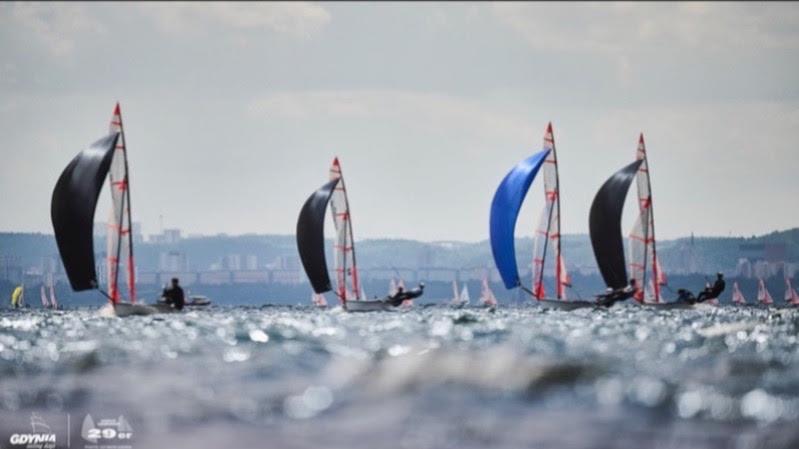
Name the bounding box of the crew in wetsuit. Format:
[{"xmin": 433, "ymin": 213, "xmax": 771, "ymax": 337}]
[
  {"xmin": 596, "ymin": 279, "xmax": 637, "ymax": 307},
  {"xmin": 676, "ymin": 288, "xmax": 697, "ymax": 304},
  {"xmin": 386, "ymin": 283, "xmax": 425, "ymax": 307},
  {"xmin": 696, "ymin": 273, "xmax": 725, "ymax": 303},
  {"xmin": 162, "ymin": 277, "xmax": 185, "ymax": 311}
]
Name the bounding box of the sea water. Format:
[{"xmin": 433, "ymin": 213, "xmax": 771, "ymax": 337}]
[{"xmin": 1, "ymin": 305, "xmax": 798, "ymax": 449}]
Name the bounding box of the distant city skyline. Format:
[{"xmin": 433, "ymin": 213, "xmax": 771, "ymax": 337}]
[{"xmin": 1, "ymin": 3, "xmax": 798, "ymax": 242}]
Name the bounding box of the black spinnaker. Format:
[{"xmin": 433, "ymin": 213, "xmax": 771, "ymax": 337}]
[
  {"xmin": 51, "ymin": 133, "xmax": 120, "ymax": 292},
  {"xmin": 297, "ymin": 178, "xmax": 340, "ymax": 294},
  {"xmin": 589, "ymin": 159, "xmax": 644, "ymax": 290}
]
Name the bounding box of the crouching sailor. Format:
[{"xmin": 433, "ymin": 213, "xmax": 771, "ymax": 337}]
[
  {"xmin": 386, "ymin": 283, "xmax": 425, "ymax": 307},
  {"xmin": 161, "ymin": 277, "xmax": 186, "ymax": 311},
  {"xmin": 696, "ymin": 273, "xmax": 725, "ymax": 303},
  {"xmin": 596, "ymin": 279, "xmax": 637, "ymax": 307}
]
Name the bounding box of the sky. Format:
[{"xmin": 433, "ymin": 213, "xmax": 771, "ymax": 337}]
[{"xmin": 0, "ymin": 2, "xmax": 797, "ymax": 242}]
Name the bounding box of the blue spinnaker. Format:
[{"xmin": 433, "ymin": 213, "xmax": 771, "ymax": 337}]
[{"xmin": 489, "ymin": 149, "xmax": 551, "ymax": 290}]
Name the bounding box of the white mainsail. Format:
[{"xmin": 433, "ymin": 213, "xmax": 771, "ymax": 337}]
[
  {"xmin": 49, "ymin": 283, "xmax": 57, "ymax": 309},
  {"xmin": 629, "ymin": 134, "xmax": 666, "ymax": 303},
  {"xmin": 106, "ymin": 103, "xmax": 136, "ymax": 303},
  {"xmin": 732, "ymin": 281, "xmax": 747, "ymax": 305},
  {"xmin": 450, "ymin": 280, "xmax": 460, "ymax": 305},
  {"xmin": 784, "ymin": 278, "xmax": 799, "ymax": 305},
  {"xmin": 328, "ymin": 157, "xmax": 360, "ymax": 302},
  {"xmin": 459, "ymin": 285, "xmax": 471, "ymax": 305},
  {"xmin": 40, "ymin": 285, "xmax": 49, "ymax": 308},
  {"xmin": 757, "ymin": 278, "xmax": 774, "ymax": 305},
  {"xmin": 388, "ymin": 278, "xmax": 398, "ymax": 297},
  {"xmin": 531, "ymin": 123, "xmax": 570, "ymax": 300}
]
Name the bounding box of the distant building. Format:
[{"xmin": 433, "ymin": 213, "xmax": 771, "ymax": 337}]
[
  {"xmin": 223, "ymin": 254, "xmax": 242, "ymax": 271},
  {"xmin": 150, "ymin": 228, "xmax": 182, "ymax": 244},
  {"xmin": 159, "ymin": 251, "xmax": 188, "ymax": 272},
  {"xmin": 245, "ymin": 255, "xmax": 258, "ymax": 271}
]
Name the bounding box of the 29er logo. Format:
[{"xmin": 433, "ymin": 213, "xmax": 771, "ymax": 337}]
[{"xmin": 81, "ymin": 414, "xmax": 133, "ymax": 444}]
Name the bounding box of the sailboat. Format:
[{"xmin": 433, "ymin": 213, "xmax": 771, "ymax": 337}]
[
  {"xmin": 784, "ymin": 278, "xmax": 799, "ymax": 306},
  {"xmin": 756, "ymin": 278, "xmax": 774, "ymax": 306},
  {"xmin": 731, "ymin": 281, "xmax": 747, "ymax": 305},
  {"xmin": 40, "ymin": 285, "xmax": 50, "ymax": 308},
  {"xmin": 49, "ymin": 282, "xmax": 58, "ymax": 309},
  {"xmin": 449, "ymin": 280, "xmax": 462, "ymax": 307},
  {"xmin": 628, "ymin": 134, "xmax": 668, "ymax": 304},
  {"xmin": 51, "ymin": 104, "xmax": 171, "ymax": 316},
  {"xmin": 10, "ymin": 284, "xmax": 24, "ymax": 309},
  {"xmin": 589, "ymin": 151, "xmax": 693, "ymax": 308},
  {"xmin": 491, "ymin": 123, "xmax": 591, "ymax": 310},
  {"xmin": 480, "ymin": 274, "xmax": 498, "ymax": 308},
  {"xmin": 297, "ymin": 157, "xmax": 423, "ymax": 313}
]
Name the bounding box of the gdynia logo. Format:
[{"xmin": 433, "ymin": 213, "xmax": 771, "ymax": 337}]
[
  {"xmin": 81, "ymin": 414, "xmax": 134, "ymax": 444},
  {"xmin": 9, "ymin": 413, "xmax": 56, "ymax": 448}
]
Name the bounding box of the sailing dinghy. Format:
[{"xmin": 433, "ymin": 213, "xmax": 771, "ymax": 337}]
[
  {"xmin": 490, "ymin": 124, "xmax": 591, "ymax": 310},
  {"xmin": 297, "ymin": 158, "xmax": 423, "ymax": 312},
  {"xmin": 784, "ymin": 278, "xmax": 799, "ymax": 306},
  {"xmin": 479, "ymin": 275, "xmax": 498, "ymax": 309},
  {"xmin": 731, "ymin": 281, "xmax": 747, "ymax": 305},
  {"xmin": 757, "ymin": 278, "xmax": 774, "ymax": 306},
  {"xmin": 51, "ymin": 104, "xmax": 174, "ymax": 316}
]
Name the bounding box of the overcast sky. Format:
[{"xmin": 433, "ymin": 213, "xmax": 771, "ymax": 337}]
[{"xmin": 1, "ymin": 2, "xmax": 797, "ymax": 242}]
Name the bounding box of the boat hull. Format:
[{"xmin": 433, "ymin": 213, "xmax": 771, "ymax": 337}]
[
  {"xmin": 344, "ymin": 300, "xmax": 396, "ymax": 312},
  {"xmin": 639, "ymin": 302, "xmax": 694, "ymax": 310},
  {"xmin": 537, "ymin": 299, "xmax": 596, "ymax": 311},
  {"xmin": 100, "ymin": 302, "xmax": 181, "ymax": 317}
]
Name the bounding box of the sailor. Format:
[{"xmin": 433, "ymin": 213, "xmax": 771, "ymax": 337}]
[
  {"xmin": 597, "ymin": 279, "xmax": 637, "ymax": 307},
  {"xmin": 387, "ymin": 283, "xmax": 425, "ymax": 307},
  {"xmin": 696, "ymin": 273, "xmax": 725, "ymax": 303},
  {"xmin": 676, "ymin": 288, "xmax": 697, "ymax": 304},
  {"xmin": 162, "ymin": 277, "xmax": 185, "ymax": 311}
]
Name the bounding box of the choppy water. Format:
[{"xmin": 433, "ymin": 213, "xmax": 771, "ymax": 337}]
[{"xmin": 1, "ymin": 305, "xmax": 799, "ymax": 449}]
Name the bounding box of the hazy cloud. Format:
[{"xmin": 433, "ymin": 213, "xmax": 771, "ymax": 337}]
[{"xmin": 140, "ymin": 2, "xmax": 331, "ymax": 39}]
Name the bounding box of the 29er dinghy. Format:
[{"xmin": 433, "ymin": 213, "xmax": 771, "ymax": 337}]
[
  {"xmin": 51, "ymin": 104, "xmax": 175, "ymax": 316},
  {"xmin": 589, "ymin": 152, "xmax": 693, "ymax": 309},
  {"xmin": 490, "ymin": 124, "xmax": 592, "ymax": 310},
  {"xmin": 297, "ymin": 158, "xmax": 423, "ymax": 313}
]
